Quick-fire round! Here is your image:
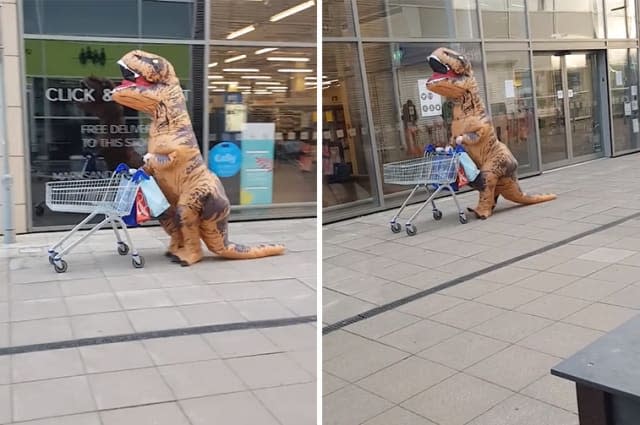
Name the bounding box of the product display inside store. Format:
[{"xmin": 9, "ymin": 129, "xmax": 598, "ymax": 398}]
[{"xmin": 207, "ymin": 47, "xmax": 317, "ymax": 206}]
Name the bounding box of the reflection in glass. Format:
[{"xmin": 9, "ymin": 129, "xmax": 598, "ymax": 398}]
[
  {"xmin": 23, "ymin": 0, "xmax": 204, "ymax": 39},
  {"xmin": 323, "ymin": 0, "xmax": 355, "ymax": 36},
  {"xmin": 26, "ymin": 40, "xmax": 197, "ymax": 226},
  {"xmin": 356, "ymin": 0, "xmax": 478, "ymax": 39},
  {"xmin": 609, "ymin": 49, "xmax": 639, "ymax": 154},
  {"xmin": 534, "ymin": 54, "xmax": 568, "ymax": 164},
  {"xmin": 527, "ymin": 0, "xmax": 605, "ymax": 39},
  {"xmin": 568, "ymin": 53, "xmax": 602, "ymax": 158},
  {"xmin": 485, "ymin": 50, "xmax": 538, "ymax": 173},
  {"xmin": 208, "ymin": 47, "xmax": 316, "ymax": 205},
  {"xmin": 534, "ymin": 52, "xmax": 604, "ymax": 166},
  {"xmin": 211, "ymin": 0, "xmax": 316, "ymax": 42},
  {"xmin": 605, "ymin": 0, "xmax": 637, "ymax": 39},
  {"xmin": 362, "ymin": 42, "xmax": 484, "ymax": 195},
  {"xmin": 322, "ymin": 43, "xmax": 377, "ymax": 208},
  {"xmin": 480, "ymin": 0, "xmax": 527, "ymax": 39}
]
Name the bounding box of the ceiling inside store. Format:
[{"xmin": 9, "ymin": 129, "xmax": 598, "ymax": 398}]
[
  {"xmin": 208, "ymin": 47, "xmax": 319, "ymax": 97},
  {"xmin": 211, "ymin": 0, "xmax": 316, "ymax": 41}
]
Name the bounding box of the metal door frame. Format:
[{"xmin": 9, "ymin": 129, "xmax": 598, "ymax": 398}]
[{"xmin": 535, "ymin": 50, "xmax": 607, "ymax": 170}]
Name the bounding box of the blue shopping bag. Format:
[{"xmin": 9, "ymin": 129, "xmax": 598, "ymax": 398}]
[
  {"xmin": 455, "ymin": 145, "xmax": 480, "ymax": 182},
  {"xmin": 122, "ymin": 201, "xmax": 138, "ymax": 227},
  {"xmin": 139, "ymin": 175, "xmax": 170, "ymax": 218}
]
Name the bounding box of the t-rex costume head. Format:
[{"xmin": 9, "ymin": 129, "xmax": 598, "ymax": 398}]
[
  {"xmin": 425, "ymin": 47, "xmax": 556, "ymax": 219},
  {"xmin": 112, "ymin": 50, "xmax": 285, "ymax": 265},
  {"xmin": 76, "ymin": 76, "xmax": 143, "ymax": 170}
]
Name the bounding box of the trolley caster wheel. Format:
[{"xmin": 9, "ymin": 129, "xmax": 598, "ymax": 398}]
[
  {"xmin": 48, "ymin": 252, "xmax": 57, "ymax": 265},
  {"xmin": 390, "ymin": 222, "xmax": 402, "ymax": 233},
  {"xmin": 132, "ymin": 256, "xmax": 145, "ymax": 269},
  {"xmin": 53, "ymin": 259, "xmax": 68, "ymax": 273},
  {"xmin": 406, "ymin": 225, "xmax": 417, "ymax": 236},
  {"xmin": 117, "ymin": 243, "xmax": 130, "ymax": 256},
  {"xmin": 433, "ymin": 210, "xmax": 443, "ymax": 221},
  {"xmin": 459, "ymin": 214, "xmax": 468, "ymax": 224}
]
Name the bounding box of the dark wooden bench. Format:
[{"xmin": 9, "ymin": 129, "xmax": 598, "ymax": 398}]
[{"xmin": 551, "ymin": 314, "xmax": 640, "ymax": 425}]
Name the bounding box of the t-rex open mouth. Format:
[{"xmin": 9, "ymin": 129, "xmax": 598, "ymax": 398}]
[
  {"xmin": 427, "ymin": 55, "xmax": 458, "ymax": 83},
  {"xmin": 114, "ymin": 60, "xmax": 153, "ymax": 91}
]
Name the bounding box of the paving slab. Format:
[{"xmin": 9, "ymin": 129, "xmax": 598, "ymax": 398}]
[
  {"xmin": 0, "ymin": 218, "xmax": 316, "ymax": 425},
  {"xmin": 323, "ymin": 155, "xmax": 640, "ymax": 425}
]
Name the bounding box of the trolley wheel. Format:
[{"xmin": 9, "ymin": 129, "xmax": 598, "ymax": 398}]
[
  {"xmin": 433, "ymin": 210, "xmax": 443, "ymax": 221},
  {"xmin": 390, "ymin": 222, "xmax": 402, "ymax": 233},
  {"xmin": 48, "ymin": 252, "xmax": 57, "ymax": 265},
  {"xmin": 53, "ymin": 259, "xmax": 68, "ymax": 273},
  {"xmin": 132, "ymin": 255, "xmax": 145, "ymax": 269},
  {"xmin": 459, "ymin": 213, "xmax": 468, "ymax": 224},
  {"xmin": 406, "ymin": 224, "xmax": 417, "ymax": 236},
  {"xmin": 117, "ymin": 243, "xmax": 130, "ymax": 256}
]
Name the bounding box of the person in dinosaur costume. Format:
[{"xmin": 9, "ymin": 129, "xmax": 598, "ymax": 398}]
[
  {"xmin": 76, "ymin": 76, "xmax": 144, "ymax": 170},
  {"xmin": 425, "ymin": 47, "xmax": 556, "ymax": 219},
  {"xmin": 110, "ymin": 50, "xmax": 285, "ymax": 266}
]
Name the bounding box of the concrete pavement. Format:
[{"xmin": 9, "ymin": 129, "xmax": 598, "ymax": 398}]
[
  {"xmin": 0, "ymin": 218, "xmax": 316, "ymax": 425},
  {"xmin": 323, "ymin": 154, "xmax": 640, "ymax": 425}
]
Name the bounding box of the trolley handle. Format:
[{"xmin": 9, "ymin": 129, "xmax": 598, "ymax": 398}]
[
  {"xmin": 131, "ymin": 169, "xmax": 149, "ymax": 184},
  {"xmin": 113, "ymin": 163, "xmax": 149, "ymax": 184}
]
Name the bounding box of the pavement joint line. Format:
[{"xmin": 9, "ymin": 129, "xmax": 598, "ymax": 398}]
[
  {"xmin": 322, "ymin": 210, "xmax": 640, "ymax": 335},
  {"xmin": 0, "ymin": 315, "xmax": 316, "ymax": 356}
]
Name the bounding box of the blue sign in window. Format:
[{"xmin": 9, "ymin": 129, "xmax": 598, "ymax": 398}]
[{"xmin": 209, "ymin": 142, "xmax": 242, "ymax": 178}]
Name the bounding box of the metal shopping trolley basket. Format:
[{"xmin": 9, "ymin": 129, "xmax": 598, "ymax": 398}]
[
  {"xmin": 45, "ymin": 163, "xmax": 147, "ymax": 273},
  {"xmin": 384, "ymin": 147, "xmax": 467, "ymax": 236}
]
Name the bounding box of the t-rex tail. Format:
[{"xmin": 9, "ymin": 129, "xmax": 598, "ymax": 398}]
[
  {"xmin": 215, "ymin": 242, "xmax": 285, "ymax": 259},
  {"xmin": 501, "ymin": 180, "xmax": 556, "ymax": 205}
]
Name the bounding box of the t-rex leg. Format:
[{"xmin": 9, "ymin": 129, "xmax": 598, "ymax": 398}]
[
  {"xmin": 157, "ymin": 206, "xmax": 183, "ymax": 258},
  {"xmin": 171, "ymin": 204, "xmax": 204, "ymax": 266},
  {"xmin": 468, "ymin": 171, "xmax": 498, "ymax": 219}
]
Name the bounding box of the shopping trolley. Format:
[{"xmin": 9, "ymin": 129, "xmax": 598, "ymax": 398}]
[
  {"xmin": 45, "ymin": 163, "xmax": 147, "ymax": 273},
  {"xmin": 384, "ymin": 146, "xmax": 467, "ymax": 236}
]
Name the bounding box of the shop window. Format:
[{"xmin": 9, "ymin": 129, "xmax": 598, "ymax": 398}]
[
  {"xmin": 480, "ymin": 0, "xmax": 527, "ymax": 39},
  {"xmin": 207, "ymin": 47, "xmax": 317, "ymax": 207},
  {"xmin": 23, "ymin": 0, "xmax": 204, "ymax": 39},
  {"xmin": 362, "ymin": 42, "xmax": 484, "ymax": 195},
  {"xmin": 322, "ymin": 43, "xmax": 378, "ymax": 208},
  {"xmin": 26, "ymin": 40, "xmax": 200, "ymax": 227},
  {"xmin": 527, "ymin": 0, "xmax": 605, "ymax": 39},
  {"xmin": 485, "ymin": 50, "xmax": 538, "ymax": 174},
  {"xmin": 356, "ymin": 0, "xmax": 479, "ymax": 39},
  {"xmin": 211, "ymin": 0, "xmax": 316, "ymax": 42},
  {"xmin": 609, "ymin": 49, "xmax": 640, "ymax": 154},
  {"xmin": 323, "ymin": 0, "xmax": 355, "ymax": 37},
  {"xmin": 605, "ymin": 0, "xmax": 636, "ymax": 39}
]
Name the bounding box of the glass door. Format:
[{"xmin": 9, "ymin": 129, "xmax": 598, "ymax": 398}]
[{"xmin": 534, "ymin": 52, "xmax": 604, "ymax": 169}]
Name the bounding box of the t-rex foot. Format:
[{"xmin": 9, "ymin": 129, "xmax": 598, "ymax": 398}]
[
  {"xmin": 467, "ymin": 207, "xmax": 492, "ymax": 220},
  {"xmin": 170, "ymin": 249, "xmax": 203, "ymax": 267},
  {"xmin": 164, "ymin": 251, "xmax": 180, "ymax": 262}
]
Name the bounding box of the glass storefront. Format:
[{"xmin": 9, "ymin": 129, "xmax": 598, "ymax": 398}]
[
  {"xmin": 609, "ymin": 48, "xmax": 640, "ymax": 154},
  {"xmin": 323, "ymin": 1, "xmax": 640, "ymax": 222},
  {"xmin": 22, "ymin": 0, "xmax": 317, "ymax": 230},
  {"xmin": 322, "ymin": 42, "xmax": 378, "ymax": 209},
  {"xmin": 207, "ymin": 46, "xmax": 316, "ymax": 206},
  {"xmin": 527, "ymin": 0, "xmax": 605, "ymax": 39}
]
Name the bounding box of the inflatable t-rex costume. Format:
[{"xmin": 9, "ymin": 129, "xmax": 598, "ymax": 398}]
[
  {"xmin": 111, "ymin": 50, "xmax": 285, "ymax": 266},
  {"xmin": 426, "ymin": 47, "xmax": 556, "ymax": 219},
  {"xmin": 76, "ymin": 76, "xmax": 144, "ymax": 170}
]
